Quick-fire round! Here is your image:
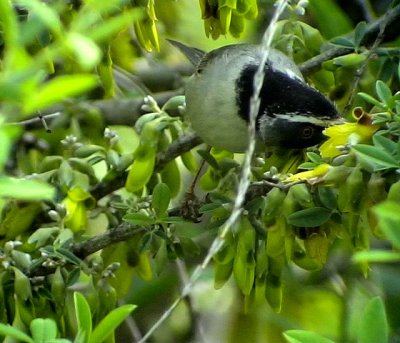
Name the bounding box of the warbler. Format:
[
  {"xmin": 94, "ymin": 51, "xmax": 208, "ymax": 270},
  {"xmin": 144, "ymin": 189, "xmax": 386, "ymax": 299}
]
[{"xmin": 169, "ymin": 40, "xmax": 342, "ymax": 153}]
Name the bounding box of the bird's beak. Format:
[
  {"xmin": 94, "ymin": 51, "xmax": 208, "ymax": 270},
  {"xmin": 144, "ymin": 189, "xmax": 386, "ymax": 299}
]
[{"xmin": 167, "ymin": 39, "xmax": 206, "ymax": 67}]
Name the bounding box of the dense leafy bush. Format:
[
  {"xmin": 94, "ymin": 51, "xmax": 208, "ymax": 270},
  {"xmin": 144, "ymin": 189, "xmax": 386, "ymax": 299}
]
[{"xmin": 0, "ymin": 0, "xmax": 400, "ymax": 342}]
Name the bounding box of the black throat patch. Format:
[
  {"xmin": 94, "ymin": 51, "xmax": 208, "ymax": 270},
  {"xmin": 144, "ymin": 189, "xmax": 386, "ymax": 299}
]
[{"xmin": 235, "ymin": 63, "xmax": 337, "ymax": 124}]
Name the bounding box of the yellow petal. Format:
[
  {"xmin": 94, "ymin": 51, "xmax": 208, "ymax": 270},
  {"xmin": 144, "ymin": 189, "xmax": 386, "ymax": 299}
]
[
  {"xmin": 67, "ymin": 186, "xmax": 92, "ymax": 202},
  {"xmin": 65, "ymin": 202, "xmax": 87, "ymax": 232},
  {"xmin": 320, "ymin": 123, "xmax": 378, "ymax": 158},
  {"xmin": 286, "ymin": 163, "xmax": 330, "ymax": 182}
]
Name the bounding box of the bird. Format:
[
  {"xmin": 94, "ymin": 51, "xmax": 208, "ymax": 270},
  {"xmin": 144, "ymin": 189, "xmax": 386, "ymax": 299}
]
[{"xmin": 169, "ymin": 40, "xmax": 342, "ymax": 153}]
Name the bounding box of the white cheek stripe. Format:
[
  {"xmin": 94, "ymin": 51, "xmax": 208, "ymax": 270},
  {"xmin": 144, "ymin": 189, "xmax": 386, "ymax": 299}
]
[{"xmin": 273, "ymin": 113, "xmax": 342, "ymax": 126}]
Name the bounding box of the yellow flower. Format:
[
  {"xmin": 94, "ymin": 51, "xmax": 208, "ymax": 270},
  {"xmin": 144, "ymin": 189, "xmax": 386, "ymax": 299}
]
[
  {"xmin": 320, "ymin": 107, "xmax": 379, "ymax": 158},
  {"xmin": 63, "ymin": 187, "xmax": 95, "ymax": 232},
  {"xmin": 320, "ymin": 122, "xmax": 378, "ymax": 158},
  {"xmin": 285, "ymin": 163, "xmax": 331, "ymax": 182}
]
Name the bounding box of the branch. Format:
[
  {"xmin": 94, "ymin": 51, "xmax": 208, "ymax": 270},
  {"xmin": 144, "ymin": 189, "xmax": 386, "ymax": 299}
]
[
  {"xmin": 343, "ymin": 8, "xmax": 389, "ymax": 114},
  {"xmin": 77, "ymin": 179, "xmax": 284, "ymax": 259},
  {"xmin": 25, "ymin": 176, "xmax": 287, "ymax": 279},
  {"xmin": 90, "ymin": 132, "xmax": 203, "ymax": 199},
  {"xmin": 155, "ymin": 133, "xmax": 203, "ymax": 171},
  {"xmin": 72, "ymin": 223, "xmax": 143, "ymax": 258},
  {"xmin": 16, "ymin": 90, "xmax": 181, "ymax": 130},
  {"xmin": 299, "ymin": 4, "xmax": 400, "ymax": 76},
  {"xmin": 299, "ymin": 46, "xmax": 352, "ymax": 76}
]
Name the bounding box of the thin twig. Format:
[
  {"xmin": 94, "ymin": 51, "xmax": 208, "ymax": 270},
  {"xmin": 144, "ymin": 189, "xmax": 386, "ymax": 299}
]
[
  {"xmin": 299, "ymin": 46, "xmax": 353, "ymax": 76},
  {"xmin": 16, "ymin": 112, "xmax": 62, "ymax": 128},
  {"xmin": 343, "ymin": 9, "xmax": 391, "ymax": 114},
  {"xmin": 119, "ymin": 299, "xmax": 144, "ymax": 342},
  {"xmin": 38, "ymin": 112, "xmax": 52, "ymax": 133},
  {"xmin": 355, "ymin": 0, "xmax": 375, "ymax": 22},
  {"xmin": 175, "ymin": 259, "xmax": 208, "ymax": 343},
  {"xmin": 299, "ymin": 4, "xmax": 400, "ymax": 76},
  {"xmin": 189, "ymin": 151, "xmax": 208, "ymax": 194}
]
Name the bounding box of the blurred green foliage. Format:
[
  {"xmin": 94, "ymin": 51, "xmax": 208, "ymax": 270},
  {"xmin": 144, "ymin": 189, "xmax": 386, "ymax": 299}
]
[{"xmin": 0, "ymin": 0, "xmax": 400, "ymax": 342}]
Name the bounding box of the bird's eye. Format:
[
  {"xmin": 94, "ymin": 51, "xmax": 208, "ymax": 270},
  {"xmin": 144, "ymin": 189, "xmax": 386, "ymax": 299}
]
[{"xmin": 302, "ymin": 126, "xmax": 314, "ymax": 139}]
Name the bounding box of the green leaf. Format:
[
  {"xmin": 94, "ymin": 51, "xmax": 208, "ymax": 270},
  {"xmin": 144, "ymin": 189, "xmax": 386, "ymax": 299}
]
[
  {"xmin": 73, "ymin": 330, "xmax": 86, "ymax": 343},
  {"xmin": 199, "ymin": 202, "xmax": 223, "ymax": 213},
  {"xmin": 378, "ymin": 58, "xmax": 396, "ymax": 83},
  {"xmin": 354, "ymin": 21, "xmax": 367, "ymax": 48},
  {"xmin": 308, "ymin": 0, "xmax": 352, "ymax": 38},
  {"xmin": 265, "ymin": 273, "xmax": 282, "ymax": 312},
  {"xmin": 373, "ymin": 134, "xmax": 398, "ymax": 154},
  {"xmin": 353, "ymin": 250, "xmax": 400, "ymax": 264},
  {"xmin": 123, "ymin": 212, "xmax": 155, "ymax": 226},
  {"xmin": 375, "ymin": 80, "xmax": 392, "ymax": 105},
  {"xmin": 358, "ymin": 297, "xmax": 388, "ymax": 343},
  {"xmin": 352, "ymin": 144, "xmax": 399, "ymax": 170},
  {"xmin": 109, "ymin": 126, "xmax": 140, "ymax": 154},
  {"xmin": 283, "ymin": 330, "xmax": 335, "ymax": 343},
  {"xmin": 74, "ymin": 145, "xmax": 105, "ymax": 158},
  {"xmin": 329, "ymin": 36, "xmax": 355, "ymax": 48},
  {"xmin": 0, "ymin": 176, "xmax": 55, "ymax": 201},
  {"xmin": 58, "ymin": 160, "xmax": 74, "ymax": 188},
  {"xmin": 16, "ymin": 0, "xmax": 62, "ymax": 38},
  {"xmin": 65, "ymin": 33, "xmax": 102, "ymax": 70},
  {"xmin": 161, "ymin": 95, "xmax": 186, "ymax": 113},
  {"xmin": 11, "ymin": 251, "xmax": 32, "ymax": 269},
  {"xmin": 0, "ymin": 323, "xmax": 34, "ymax": 343},
  {"xmin": 197, "ymin": 149, "xmax": 220, "ymax": 170},
  {"xmin": 306, "ymin": 152, "xmax": 322, "ymax": 163},
  {"xmin": 179, "ymin": 236, "xmax": 201, "ymax": 256},
  {"xmin": 373, "ymin": 201, "xmax": 400, "ymax": 249},
  {"xmin": 317, "ymin": 187, "xmax": 337, "ymax": 210},
  {"xmin": 152, "ymin": 183, "xmax": 171, "ymax": 217},
  {"xmin": 357, "ymin": 92, "xmax": 382, "ymax": 107},
  {"xmin": 0, "ymin": 0, "xmax": 20, "ymax": 51},
  {"xmin": 74, "ymin": 292, "xmax": 92, "ymax": 342},
  {"xmin": 30, "ymin": 318, "xmax": 58, "ymax": 342},
  {"xmin": 13, "ymin": 267, "xmax": 32, "ymax": 301},
  {"xmin": 298, "ymin": 162, "xmax": 317, "ymax": 170},
  {"xmin": 87, "ymin": 9, "xmax": 143, "ymax": 42},
  {"xmin": 88, "ymin": 304, "xmax": 136, "ymax": 343},
  {"xmin": 28, "ymin": 227, "xmax": 59, "ymax": 247},
  {"xmin": 24, "ymin": 75, "xmax": 97, "ymax": 113},
  {"xmin": 0, "ymin": 202, "xmax": 41, "ymax": 239},
  {"xmin": 287, "ymin": 207, "xmax": 332, "ymax": 227},
  {"xmin": 55, "ymin": 248, "xmax": 82, "ymax": 265}
]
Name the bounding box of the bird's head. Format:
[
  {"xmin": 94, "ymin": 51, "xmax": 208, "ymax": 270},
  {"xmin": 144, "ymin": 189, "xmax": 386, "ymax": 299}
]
[{"xmin": 236, "ymin": 62, "xmax": 342, "ymax": 149}]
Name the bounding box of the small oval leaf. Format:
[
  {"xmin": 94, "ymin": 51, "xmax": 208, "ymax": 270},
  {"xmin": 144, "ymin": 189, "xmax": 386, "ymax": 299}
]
[
  {"xmin": 152, "ymin": 183, "xmax": 171, "ymax": 217},
  {"xmin": 287, "ymin": 207, "xmax": 332, "ymax": 227},
  {"xmin": 123, "ymin": 212, "xmax": 155, "ymax": 226}
]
